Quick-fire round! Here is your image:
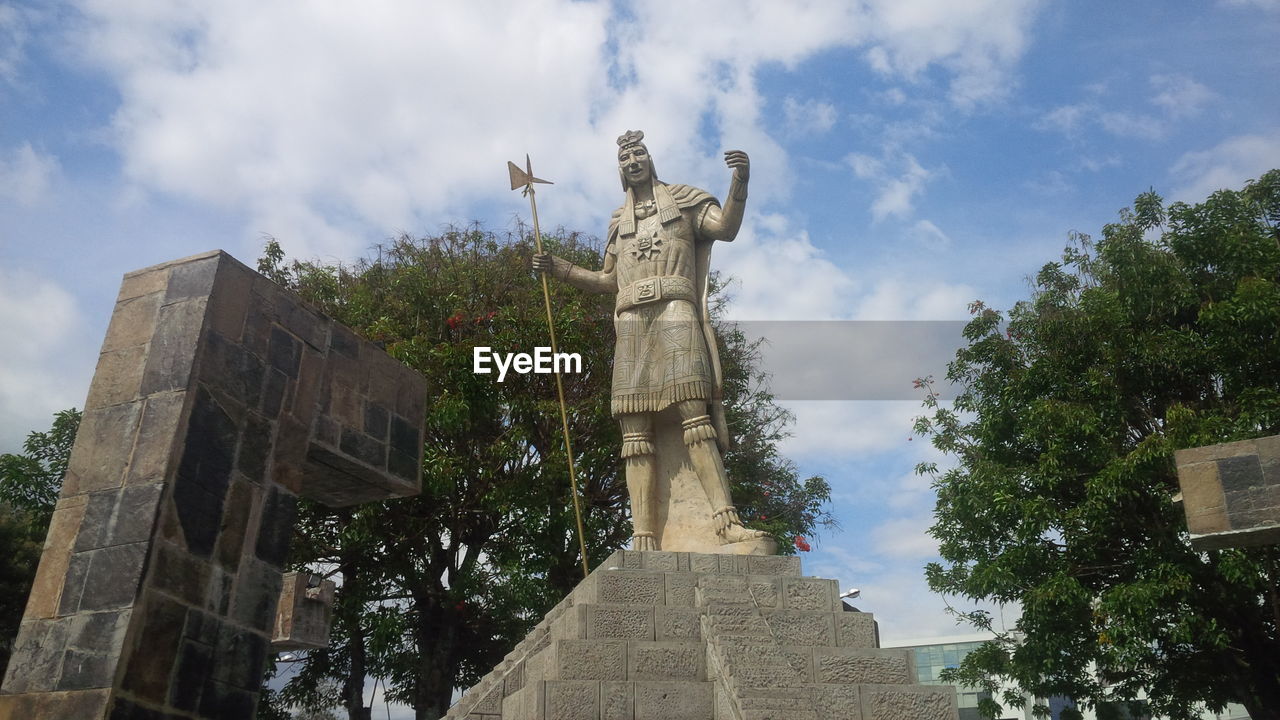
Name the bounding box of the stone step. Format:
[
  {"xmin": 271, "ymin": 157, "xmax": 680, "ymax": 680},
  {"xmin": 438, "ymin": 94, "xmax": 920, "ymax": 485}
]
[
  {"xmin": 522, "ymin": 638, "xmax": 706, "ymax": 683},
  {"xmin": 504, "ymin": 679, "xmax": 715, "ymax": 720},
  {"xmin": 571, "ymin": 567, "xmax": 837, "ymax": 612}
]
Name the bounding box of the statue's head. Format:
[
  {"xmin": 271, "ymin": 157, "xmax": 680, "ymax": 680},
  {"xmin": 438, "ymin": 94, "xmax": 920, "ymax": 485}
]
[{"xmin": 617, "ymin": 130, "xmax": 657, "ymax": 191}]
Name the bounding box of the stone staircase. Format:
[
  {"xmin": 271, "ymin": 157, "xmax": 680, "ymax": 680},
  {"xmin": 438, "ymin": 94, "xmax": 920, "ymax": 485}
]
[{"xmin": 443, "ymin": 550, "xmax": 957, "ymax": 720}]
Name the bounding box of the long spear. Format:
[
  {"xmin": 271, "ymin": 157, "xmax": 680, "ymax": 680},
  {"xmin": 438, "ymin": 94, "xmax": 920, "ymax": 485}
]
[{"xmin": 508, "ymin": 155, "xmax": 590, "ymax": 579}]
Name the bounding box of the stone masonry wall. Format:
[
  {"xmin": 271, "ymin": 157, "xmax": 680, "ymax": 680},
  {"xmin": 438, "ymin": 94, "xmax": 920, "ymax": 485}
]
[
  {"xmin": 1175, "ymin": 434, "xmax": 1280, "ymax": 550},
  {"xmin": 0, "ymin": 251, "xmax": 427, "ymax": 720}
]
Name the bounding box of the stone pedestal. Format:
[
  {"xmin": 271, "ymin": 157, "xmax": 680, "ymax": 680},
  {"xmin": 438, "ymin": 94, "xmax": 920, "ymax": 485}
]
[{"xmin": 444, "ymin": 551, "xmax": 958, "ymax": 720}]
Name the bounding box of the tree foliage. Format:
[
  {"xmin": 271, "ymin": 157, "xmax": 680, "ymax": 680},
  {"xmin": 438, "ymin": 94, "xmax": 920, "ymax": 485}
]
[
  {"xmin": 258, "ymin": 228, "xmax": 832, "ymax": 719},
  {"xmin": 0, "ymin": 409, "xmax": 81, "ymax": 675},
  {"xmin": 915, "ymin": 171, "xmax": 1280, "ymax": 719}
]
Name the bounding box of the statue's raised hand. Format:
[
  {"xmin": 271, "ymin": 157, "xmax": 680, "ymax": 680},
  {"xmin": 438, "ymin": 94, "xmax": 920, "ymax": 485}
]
[{"xmin": 724, "ymin": 150, "xmax": 749, "ymax": 183}]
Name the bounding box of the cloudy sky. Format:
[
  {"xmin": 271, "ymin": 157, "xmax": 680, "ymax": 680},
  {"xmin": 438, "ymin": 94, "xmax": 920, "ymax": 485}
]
[{"xmin": 3, "ymin": 0, "xmax": 1279, "ymax": 709}]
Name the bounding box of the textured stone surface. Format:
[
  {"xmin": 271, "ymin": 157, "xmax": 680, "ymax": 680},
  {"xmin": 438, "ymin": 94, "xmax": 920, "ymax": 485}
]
[
  {"xmin": 860, "ymin": 683, "xmax": 958, "ymax": 720},
  {"xmin": 629, "ymin": 642, "xmax": 704, "ymax": 681},
  {"xmin": 546, "ymin": 680, "xmax": 599, "ymax": 720},
  {"xmin": 271, "ymin": 572, "xmax": 336, "ymax": 651},
  {"xmin": 813, "ymin": 649, "xmax": 912, "ymax": 685},
  {"xmin": 552, "ymin": 640, "xmax": 627, "ymax": 681},
  {"xmin": 634, "ymin": 681, "xmax": 712, "ymax": 720},
  {"xmin": 601, "ymin": 680, "xmax": 634, "ymax": 720},
  {"xmin": 656, "ymin": 607, "xmax": 701, "ymax": 642},
  {"xmin": 444, "ymin": 552, "xmax": 956, "ymax": 720},
  {"xmin": 1176, "ymin": 434, "xmax": 1280, "ymax": 549},
  {"xmin": 763, "ymin": 609, "xmax": 836, "ymax": 647},
  {"xmin": 836, "ymin": 612, "xmax": 878, "ymax": 649},
  {"xmin": 0, "ymin": 251, "xmax": 429, "ymax": 719},
  {"xmin": 587, "ymin": 605, "xmax": 655, "ymax": 640},
  {"xmin": 597, "ymin": 571, "xmax": 665, "ymax": 605}
]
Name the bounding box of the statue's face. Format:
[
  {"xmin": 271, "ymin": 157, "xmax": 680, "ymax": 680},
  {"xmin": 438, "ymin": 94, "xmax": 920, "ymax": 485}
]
[{"xmin": 618, "ymin": 145, "xmax": 652, "ymax": 187}]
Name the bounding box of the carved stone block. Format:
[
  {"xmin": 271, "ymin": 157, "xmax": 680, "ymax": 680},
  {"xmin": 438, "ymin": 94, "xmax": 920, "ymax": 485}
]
[
  {"xmin": 762, "ymin": 609, "xmax": 836, "ymax": 647},
  {"xmin": 633, "ymin": 681, "xmax": 712, "ymax": 720},
  {"xmin": 859, "ymin": 683, "xmax": 958, "ymax": 720},
  {"xmin": 597, "ymin": 571, "xmax": 665, "ymax": 605},
  {"xmin": 814, "ymin": 649, "xmax": 912, "ymax": 685},
  {"xmin": 656, "ymin": 607, "xmax": 701, "ymax": 642},
  {"xmin": 601, "ymin": 680, "xmax": 634, "ymax": 720},
  {"xmin": 783, "ymin": 578, "xmax": 837, "ymax": 611},
  {"xmin": 550, "ymin": 640, "xmax": 627, "ymax": 682},
  {"xmin": 837, "ymin": 612, "xmax": 878, "ymax": 649},
  {"xmin": 628, "ymin": 642, "xmax": 704, "ymax": 681},
  {"xmin": 545, "ymin": 680, "xmax": 600, "ymax": 720},
  {"xmin": 585, "ymin": 604, "xmax": 655, "ymax": 641}
]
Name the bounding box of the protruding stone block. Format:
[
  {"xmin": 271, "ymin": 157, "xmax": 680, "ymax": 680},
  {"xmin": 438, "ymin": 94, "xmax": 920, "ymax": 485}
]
[
  {"xmin": 1176, "ymin": 434, "xmax": 1280, "ymax": 549},
  {"xmin": 859, "ymin": 683, "xmax": 958, "ymax": 720},
  {"xmin": 783, "ymin": 578, "xmax": 837, "ymax": 611},
  {"xmin": 656, "ymin": 607, "xmax": 701, "ymax": 642},
  {"xmin": 762, "ymin": 609, "xmax": 836, "ymax": 647},
  {"xmin": 596, "ymin": 571, "xmax": 665, "ymax": 605},
  {"xmin": 634, "ymin": 681, "xmax": 712, "ymax": 720},
  {"xmin": 586, "ymin": 605, "xmax": 655, "ymax": 641},
  {"xmin": 837, "ymin": 612, "xmax": 878, "ymax": 649},
  {"xmin": 813, "ymin": 649, "xmax": 912, "ymax": 685},
  {"xmin": 548, "ymin": 640, "xmax": 627, "ymax": 681},
  {"xmin": 628, "ymin": 642, "xmax": 704, "ymax": 681},
  {"xmin": 545, "ymin": 680, "xmax": 600, "ymax": 720},
  {"xmin": 271, "ymin": 572, "xmax": 336, "ymax": 651},
  {"xmin": 601, "ymin": 680, "xmax": 634, "ymax": 720}
]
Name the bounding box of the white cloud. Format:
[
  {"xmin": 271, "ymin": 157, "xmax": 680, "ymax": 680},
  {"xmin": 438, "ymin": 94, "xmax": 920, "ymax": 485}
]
[
  {"xmin": 783, "ymin": 96, "xmax": 837, "ymax": 134},
  {"xmin": 0, "ymin": 143, "xmax": 59, "ymax": 205},
  {"xmin": 1219, "ymin": 0, "xmax": 1280, "ymax": 10},
  {"xmin": 1098, "ymin": 111, "xmax": 1165, "ymax": 140},
  {"xmin": 846, "ymin": 151, "xmax": 939, "ymax": 222},
  {"xmin": 1150, "ymin": 73, "xmax": 1214, "ymax": 118},
  {"xmin": 718, "ymin": 214, "xmax": 856, "ymax": 320},
  {"xmin": 0, "ymin": 4, "xmax": 29, "ymax": 84},
  {"xmin": 0, "ymin": 271, "xmax": 91, "ymax": 452},
  {"xmin": 779, "ymin": 401, "xmax": 922, "ymax": 460},
  {"xmin": 907, "ymin": 219, "xmax": 950, "ymax": 249},
  {"xmin": 1035, "ymin": 103, "xmax": 1088, "ymax": 135},
  {"xmin": 853, "ymin": 277, "xmax": 975, "ymax": 321},
  {"xmin": 64, "ymin": 0, "xmax": 1041, "ymax": 260},
  {"xmin": 872, "ymin": 515, "xmax": 939, "ymax": 559},
  {"xmin": 1170, "ymin": 131, "xmax": 1280, "ymax": 202},
  {"xmin": 861, "ymin": 0, "xmax": 1043, "ymax": 108}
]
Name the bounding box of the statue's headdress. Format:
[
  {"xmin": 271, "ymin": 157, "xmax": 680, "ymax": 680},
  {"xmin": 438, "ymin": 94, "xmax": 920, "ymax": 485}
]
[{"xmin": 617, "ymin": 129, "xmax": 658, "ymax": 190}]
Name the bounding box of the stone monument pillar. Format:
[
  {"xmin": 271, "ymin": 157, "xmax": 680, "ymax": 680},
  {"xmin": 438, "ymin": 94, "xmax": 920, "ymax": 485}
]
[{"xmin": 0, "ymin": 251, "xmax": 428, "ymax": 720}]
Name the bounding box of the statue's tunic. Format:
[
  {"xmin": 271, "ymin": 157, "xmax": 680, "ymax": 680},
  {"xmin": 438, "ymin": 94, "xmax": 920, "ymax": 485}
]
[{"xmin": 606, "ymin": 183, "xmax": 719, "ymax": 417}]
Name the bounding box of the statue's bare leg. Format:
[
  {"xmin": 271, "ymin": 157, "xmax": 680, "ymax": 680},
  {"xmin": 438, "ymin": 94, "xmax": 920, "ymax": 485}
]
[
  {"xmin": 676, "ymin": 400, "xmax": 767, "ymax": 544},
  {"xmin": 620, "ymin": 413, "xmax": 658, "ymax": 551}
]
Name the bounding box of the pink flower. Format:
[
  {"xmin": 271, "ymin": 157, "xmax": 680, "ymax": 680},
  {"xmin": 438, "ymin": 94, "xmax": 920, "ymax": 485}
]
[{"xmin": 794, "ymin": 536, "xmax": 811, "ymax": 552}]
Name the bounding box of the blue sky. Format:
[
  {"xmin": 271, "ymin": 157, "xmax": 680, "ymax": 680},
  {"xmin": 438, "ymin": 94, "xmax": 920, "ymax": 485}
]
[{"xmin": 2, "ymin": 0, "xmax": 1279, "ymax": 709}]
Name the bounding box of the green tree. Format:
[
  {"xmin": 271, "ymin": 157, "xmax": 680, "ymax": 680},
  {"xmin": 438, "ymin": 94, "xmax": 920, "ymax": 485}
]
[
  {"xmin": 915, "ymin": 171, "xmax": 1280, "ymax": 719},
  {"xmin": 0, "ymin": 409, "xmax": 81, "ymax": 674},
  {"xmin": 259, "ymin": 228, "xmax": 831, "ymax": 719}
]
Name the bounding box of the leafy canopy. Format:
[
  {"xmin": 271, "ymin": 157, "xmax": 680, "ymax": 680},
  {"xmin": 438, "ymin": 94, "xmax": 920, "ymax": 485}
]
[{"xmin": 915, "ymin": 170, "xmax": 1280, "ymax": 720}]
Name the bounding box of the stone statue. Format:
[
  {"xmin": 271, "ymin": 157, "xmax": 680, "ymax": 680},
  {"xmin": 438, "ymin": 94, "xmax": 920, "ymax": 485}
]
[{"xmin": 533, "ymin": 130, "xmax": 772, "ymax": 554}]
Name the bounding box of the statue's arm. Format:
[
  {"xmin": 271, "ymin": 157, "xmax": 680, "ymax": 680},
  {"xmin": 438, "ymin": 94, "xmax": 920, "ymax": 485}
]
[
  {"xmin": 533, "ymin": 251, "xmax": 618, "ymax": 294},
  {"xmin": 699, "ymin": 150, "xmax": 749, "ymax": 242}
]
